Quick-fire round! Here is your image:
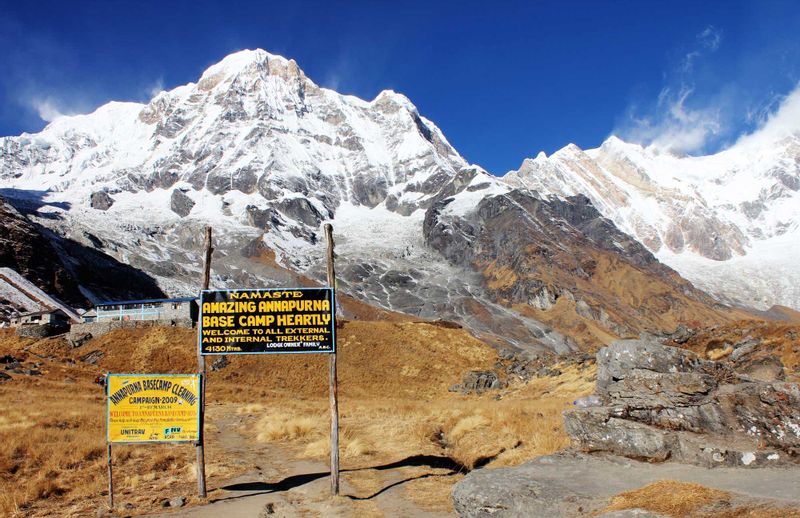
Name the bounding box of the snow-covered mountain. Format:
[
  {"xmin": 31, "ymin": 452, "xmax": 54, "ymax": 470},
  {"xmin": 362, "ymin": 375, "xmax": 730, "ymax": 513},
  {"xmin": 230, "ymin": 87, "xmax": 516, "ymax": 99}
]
[
  {"xmin": 0, "ymin": 49, "xmax": 744, "ymax": 352},
  {"xmin": 504, "ymin": 133, "xmax": 800, "ymax": 310}
]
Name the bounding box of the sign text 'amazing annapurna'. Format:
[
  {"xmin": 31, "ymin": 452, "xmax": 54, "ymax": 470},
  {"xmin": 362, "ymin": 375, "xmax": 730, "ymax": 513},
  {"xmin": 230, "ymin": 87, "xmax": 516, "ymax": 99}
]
[
  {"xmin": 199, "ymin": 288, "xmax": 335, "ymax": 354},
  {"xmin": 107, "ymin": 374, "xmax": 200, "ymax": 443}
]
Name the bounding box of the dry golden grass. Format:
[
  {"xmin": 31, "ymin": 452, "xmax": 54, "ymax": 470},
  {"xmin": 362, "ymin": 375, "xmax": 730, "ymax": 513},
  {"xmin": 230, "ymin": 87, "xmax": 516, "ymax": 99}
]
[
  {"xmin": 602, "ymin": 480, "xmax": 732, "ymax": 516},
  {"xmin": 0, "ymin": 360, "xmax": 105, "ymax": 515},
  {"xmin": 705, "ymin": 506, "xmax": 800, "ymax": 517},
  {"xmin": 0, "ymin": 322, "xmax": 591, "ymax": 516},
  {"xmin": 601, "ymin": 480, "xmax": 800, "ymax": 518}
]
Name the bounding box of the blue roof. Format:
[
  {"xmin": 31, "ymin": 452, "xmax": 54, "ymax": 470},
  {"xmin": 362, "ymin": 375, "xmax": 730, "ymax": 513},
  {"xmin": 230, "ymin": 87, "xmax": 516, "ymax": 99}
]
[{"xmin": 96, "ymin": 297, "xmax": 197, "ymax": 307}]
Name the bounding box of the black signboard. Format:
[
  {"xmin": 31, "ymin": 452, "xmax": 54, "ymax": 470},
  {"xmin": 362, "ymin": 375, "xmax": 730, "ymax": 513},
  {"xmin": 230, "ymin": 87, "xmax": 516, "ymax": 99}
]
[{"xmin": 199, "ymin": 288, "xmax": 335, "ymax": 355}]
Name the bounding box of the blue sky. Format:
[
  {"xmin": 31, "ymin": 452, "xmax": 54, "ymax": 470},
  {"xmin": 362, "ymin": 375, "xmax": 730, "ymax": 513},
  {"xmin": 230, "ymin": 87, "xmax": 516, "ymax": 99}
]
[{"xmin": 1, "ymin": 0, "xmax": 799, "ymax": 173}]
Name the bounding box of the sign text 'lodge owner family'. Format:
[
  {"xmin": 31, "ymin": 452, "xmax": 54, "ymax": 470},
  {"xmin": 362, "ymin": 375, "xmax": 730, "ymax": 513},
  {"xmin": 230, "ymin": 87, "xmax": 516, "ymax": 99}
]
[{"xmin": 199, "ymin": 287, "xmax": 336, "ymax": 354}]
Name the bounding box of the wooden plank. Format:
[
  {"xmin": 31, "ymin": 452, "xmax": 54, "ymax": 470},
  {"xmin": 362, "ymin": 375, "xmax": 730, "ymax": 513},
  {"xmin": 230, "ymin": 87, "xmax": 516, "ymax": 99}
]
[
  {"xmin": 324, "ymin": 223, "xmax": 340, "ymax": 496},
  {"xmin": 196, "ymin": 226, "xmax": 213, "ymax": 498},
  {"xmin": 107, "ymin": 443, "xmax": 113, "ymax": 510}
]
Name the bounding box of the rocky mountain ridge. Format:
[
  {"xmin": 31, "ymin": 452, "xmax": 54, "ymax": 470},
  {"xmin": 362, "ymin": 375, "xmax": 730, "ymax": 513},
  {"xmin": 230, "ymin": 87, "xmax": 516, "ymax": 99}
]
[
  {"xmin": 504, "ymin": 133, "xmax": 800, "ymax": 310},
  {"xmin": 0, "ymin": 49, "xmax": 742, "ymax": 351}
]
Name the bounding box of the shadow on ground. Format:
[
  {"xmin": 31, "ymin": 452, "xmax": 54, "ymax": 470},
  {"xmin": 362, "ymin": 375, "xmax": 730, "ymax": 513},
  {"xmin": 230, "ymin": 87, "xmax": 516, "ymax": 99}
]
[{"xmin": 213, "ymin": 454, "xmax": 477, "ymax": 503}]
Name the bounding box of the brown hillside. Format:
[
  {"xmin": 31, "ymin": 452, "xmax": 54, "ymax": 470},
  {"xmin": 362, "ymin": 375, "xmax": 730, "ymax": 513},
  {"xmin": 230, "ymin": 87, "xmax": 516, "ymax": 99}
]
[
  {"xmin": 671, "ymin": 320, "xmax": 800, "ymax": 382},
  {"xmin": 482, "ymin": 250, "xmax": 751, "ymax": 350},
  {"xmin": 0, "ymin": 324, "xmax": 591, "ymax": 516}
]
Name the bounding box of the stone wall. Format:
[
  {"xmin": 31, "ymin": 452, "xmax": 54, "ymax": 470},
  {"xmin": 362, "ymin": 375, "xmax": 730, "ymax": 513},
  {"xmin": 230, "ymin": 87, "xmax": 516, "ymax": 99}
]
[
  {"xmin": 70, "ymin": 318, "xmax": 193, "ymax": 339},
  {"xmin": 15, "ymin": 323, "xmax": 65, "ymax": 338}
]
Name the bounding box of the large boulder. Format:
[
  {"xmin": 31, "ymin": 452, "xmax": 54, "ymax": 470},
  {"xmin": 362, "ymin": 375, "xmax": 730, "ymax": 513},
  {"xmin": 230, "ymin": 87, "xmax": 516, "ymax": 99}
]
[
  {"xmin": 564, "ymin": 339, "xmax": 799, "ymax": 467},
  {"xmin": 90, "ymin": 191, "xmax": 114, "ymax": 210},
  {"xmin": 170, "ymin": 189, "xmax": 195, "ymax": 217}
]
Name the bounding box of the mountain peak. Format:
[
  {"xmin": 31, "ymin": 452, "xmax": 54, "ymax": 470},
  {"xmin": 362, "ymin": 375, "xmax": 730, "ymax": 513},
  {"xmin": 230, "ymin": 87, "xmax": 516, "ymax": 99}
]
[
  {"xmin": 552, "ymin": 143, "xmax": 584, "ymax": 157},
  {"xmin": 598, "ymin": 135, "xmax": 643, "ymax": 155},
  {"xmin": 372, "ymin": 90, "xmax": 418, "ymax": 113},
  {"xmin": 199, "ymin": 48, "xmax": 305, "ymax": 84}
]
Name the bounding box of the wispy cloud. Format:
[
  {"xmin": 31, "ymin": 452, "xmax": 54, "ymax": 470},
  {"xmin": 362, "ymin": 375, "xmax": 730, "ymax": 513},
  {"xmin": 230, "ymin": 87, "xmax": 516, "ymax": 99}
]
[
  {"xmin": 0, "ymin": 15, "xmax": 166, "ymax": 132},
  {"xmin": 144, "ymin": 78, "xmax": 165, "ymax": 100},
  {"xmin": 623, "ymin": 86, "xmax": 723, "ymax": 154},
  {"xmin": 615, "ymin": 25, "xmax": 729, "ymax": 154},
  {"xmin": 735, "ymin": 83, "xmax": 800, "ymax": 148},
  {"xmin": 682, "ymin": 25, "xmax": 721, "ymax": 73},
  {"xmin": 28, "ymin": 98, "xmax": 74, "ymax": 122}
]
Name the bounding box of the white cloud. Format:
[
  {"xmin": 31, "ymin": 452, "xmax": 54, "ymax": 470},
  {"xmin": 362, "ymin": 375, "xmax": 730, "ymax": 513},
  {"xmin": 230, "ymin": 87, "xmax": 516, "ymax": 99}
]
[
  {"xmin": 735, "ymin": 83, "xmax": 800, "ymax": 149},
  {"xmin": 28, "ymin": 97, "xmax": 74, "ymax": 122},
  {"xmin": 682, "ymin": 26, "xmax": 721, "ymax": 73},
  {"xmin": 619, "ymin": 87, "xmax": 723, "ymax": 154},
  {"xmin": 616, "ymin": 25, "xmax": 728, "ymax": 154},
  {"xmin": 145, "ymin": 78, "xmax": 165, "ymax": 99},
  {"xmin": 698, "ymin": 26, "xmax": 722, "ymax": 51}
]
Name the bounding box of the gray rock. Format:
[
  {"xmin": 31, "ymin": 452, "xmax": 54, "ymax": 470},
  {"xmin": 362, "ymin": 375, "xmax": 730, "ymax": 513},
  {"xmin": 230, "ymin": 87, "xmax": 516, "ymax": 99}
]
[
  {"xmin": 564, "ymin": 408, "xmax": 675, "ymax": 461},
  {"xmin": 211, "ymin": 355, "xmax": 229, "ymax": 371},
  {"xmin": 170, "ymin": 189, "xmax": 195, "ymax": 217},
  {"xmin": 565, "ymin": 338, "xmax": 800, "ymax": 466},
  {"xmin": 275, "ymin": 197, "xmax": 326, "ymax": 227},
  {"xmin": 453, "ymin": 451, "xmax": 800, "ymax": 518},
  {"xmin": 90, "ymin": 191, "xmax": 114, "ymax": 210},
  {"xmin": 67, "ymin": 332, "xmax": 93, "ymax": 348},
  {"xmin": 717, "ymin": 382, "xmax": 800, "ymax": 451},
  {"xmin": 604, "ymin": 369, "xmax": 717, "ymax": 408},
  {"xmin": 730, "ymin": 337, "xmax": 760, "ymax": 361},
  {"xmin": 669, "ymin": 324, "xmax": 693, "ymax": 344},
  {"xmin": 246, "ymin": 205, "xmax": 282, "ymax": 230},
  {"xmin": 736, "ymin": 355, "xmax": 785, "ymax": 382},
  {"xmin": 161, "ymin": 496, "xmax": 186, "ymax": 508},
  {"xmin": 351, "ymin": 175, "xmax": 387, "ymax": 207},
  {"xmin": 459, "ymin": 370, "xmax": 503, "ymax": 393},
  {"xmin": 0, "ymin": 371, "xmax": 11, "ymax": 382},
  {"xmin": 596, "ymin": 340, "xmax": 710, "ymax": 393},
  {"xmin": 81, "ymin": 350, "xmax": 105, "ymax": 365}
]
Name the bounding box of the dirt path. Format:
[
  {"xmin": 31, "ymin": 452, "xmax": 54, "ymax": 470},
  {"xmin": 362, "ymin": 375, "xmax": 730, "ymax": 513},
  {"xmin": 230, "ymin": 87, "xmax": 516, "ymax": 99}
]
[
  {"xmin": 453, "ymin": 452, "xmax": 800, "ymax": 516},
  {"xmin": 149, "ymin": 405, "xmax": 456, "ymax": 517}
]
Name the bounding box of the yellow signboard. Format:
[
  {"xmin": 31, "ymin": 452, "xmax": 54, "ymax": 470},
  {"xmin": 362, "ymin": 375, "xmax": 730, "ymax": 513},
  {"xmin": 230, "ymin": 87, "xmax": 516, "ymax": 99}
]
[{"xmin": 107, "ymin": 374, "xmax": 200, "ymax": 443}]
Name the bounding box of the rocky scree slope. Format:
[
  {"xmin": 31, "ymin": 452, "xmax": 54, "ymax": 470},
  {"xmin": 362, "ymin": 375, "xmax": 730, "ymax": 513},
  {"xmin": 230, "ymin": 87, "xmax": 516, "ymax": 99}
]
[
  {"xmin": 0, "ymin": 197, "xmax": 165, "ymax": 318},
  {"xmin": 0, "ymin": 49, "xmax": 736, "ymax": 352}
]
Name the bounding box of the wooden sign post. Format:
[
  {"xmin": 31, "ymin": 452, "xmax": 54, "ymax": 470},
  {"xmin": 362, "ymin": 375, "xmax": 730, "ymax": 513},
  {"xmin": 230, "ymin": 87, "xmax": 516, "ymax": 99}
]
[
  {"xmin": 324, "ymin": 223, "xmax": 340, "ymax": 495},
  {"xmin": 196, "ymin": 226, "xmax": 213, "ymax": 498},
  {"xmin": 106, "ymin": 425, "xmax": 113, "ymax": 509},
  {"xmin": 105, "ymin": 373, "xmax": 201, "ymax": 508},
  {"xmin": 196, "ymin": 225, "xmax": 340, "ymax": 497}
]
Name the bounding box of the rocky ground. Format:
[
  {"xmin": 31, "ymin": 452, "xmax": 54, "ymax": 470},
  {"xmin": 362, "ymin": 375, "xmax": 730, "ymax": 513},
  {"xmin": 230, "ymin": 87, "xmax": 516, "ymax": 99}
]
[
  {"xmin": 2, "ymin": 319, "xmax": 799, "ymax": 517},
  {"xmin": 453, "ymin": 452, "xmax": 800, "ymax": 517},
  {"xmin": 452, "ymin": 326, "xmax": 800, "ymax": 517}
]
